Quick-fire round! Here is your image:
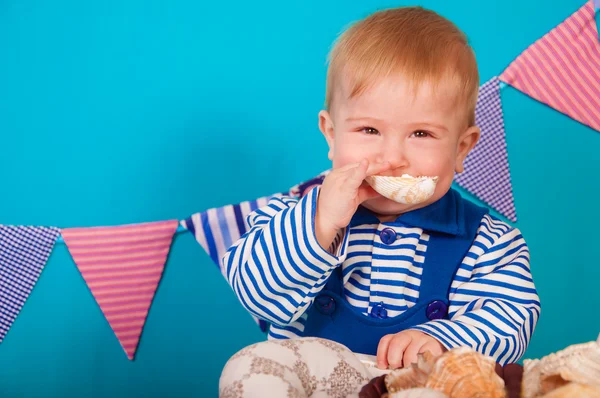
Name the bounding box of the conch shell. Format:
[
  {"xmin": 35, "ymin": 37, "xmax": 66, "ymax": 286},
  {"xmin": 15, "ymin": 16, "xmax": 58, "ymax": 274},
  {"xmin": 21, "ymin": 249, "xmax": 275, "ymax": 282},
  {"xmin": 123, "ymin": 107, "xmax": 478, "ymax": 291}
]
[
  {"xmin": 522, "ymin": 335, "xmax": 600, "ymax": 398},
  {"xmin": 384, "ymin": 347, "xmax": 505, "ymax": 398},
  {"xmin": 365, "ymin": 175, "xmax": 438, "ymax": 204}
]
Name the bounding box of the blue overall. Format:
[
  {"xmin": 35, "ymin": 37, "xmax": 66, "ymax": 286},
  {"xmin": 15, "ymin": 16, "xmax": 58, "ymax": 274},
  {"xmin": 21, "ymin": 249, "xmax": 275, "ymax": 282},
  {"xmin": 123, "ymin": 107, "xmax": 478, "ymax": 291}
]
[{"xmin": 302, "ymin": 189, "xmax": 489, "ymax": 355}]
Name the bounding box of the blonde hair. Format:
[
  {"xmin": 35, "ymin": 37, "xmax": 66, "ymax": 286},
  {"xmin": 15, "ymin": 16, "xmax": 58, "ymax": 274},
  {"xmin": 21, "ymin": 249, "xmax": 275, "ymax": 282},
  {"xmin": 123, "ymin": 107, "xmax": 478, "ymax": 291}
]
[{"xmin": 325, "ymin": 7, "xmax": 479, "ymax": 126}]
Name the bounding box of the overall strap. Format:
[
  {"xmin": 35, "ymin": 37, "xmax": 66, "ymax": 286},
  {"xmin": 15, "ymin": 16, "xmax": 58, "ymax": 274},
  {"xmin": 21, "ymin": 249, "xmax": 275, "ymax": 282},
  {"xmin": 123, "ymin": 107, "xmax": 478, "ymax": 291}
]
[{"xmin": 417, "ymin": 196, "xmax": 489, "ymax": 302}]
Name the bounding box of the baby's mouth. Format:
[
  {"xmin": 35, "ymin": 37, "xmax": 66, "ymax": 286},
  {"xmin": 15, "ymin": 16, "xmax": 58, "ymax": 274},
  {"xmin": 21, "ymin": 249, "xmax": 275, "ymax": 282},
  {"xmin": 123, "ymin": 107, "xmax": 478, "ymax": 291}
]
[
  {"xmin": 375, "ymin": 171, "xmax": 437, "ymax": 179},
  {"xmin": 365, "ymin": 174, "xmax": 438, "ymax": 205}
]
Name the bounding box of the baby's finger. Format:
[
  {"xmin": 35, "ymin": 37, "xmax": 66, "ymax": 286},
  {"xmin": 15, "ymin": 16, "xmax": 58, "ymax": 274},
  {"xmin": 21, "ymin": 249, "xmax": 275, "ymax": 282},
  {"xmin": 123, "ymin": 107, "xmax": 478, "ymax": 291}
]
[
  {"xmin": 376, "ymin": 334, "xmax": 394, "ymax": 369},
  {"xmin": 387, "ymin": 334, "xmax": 412, "ymax": 369},
  {"xmin": 357, "ymin": 182, "xmax": 380, "ymax": 203},
  {"xmin": 419, "ymin": 341, "xmax": 445, "ymax": 357},
  {"xmin": 366, "ymin": 161, "xmax": 392, "ymax": 176},
  {"xmin": 402, "ymin": 339, "xmax": 427, "ymax": 368},
  {"xmin": 346, "ymin": 159, "xmax": 370, "ymax": 187}
]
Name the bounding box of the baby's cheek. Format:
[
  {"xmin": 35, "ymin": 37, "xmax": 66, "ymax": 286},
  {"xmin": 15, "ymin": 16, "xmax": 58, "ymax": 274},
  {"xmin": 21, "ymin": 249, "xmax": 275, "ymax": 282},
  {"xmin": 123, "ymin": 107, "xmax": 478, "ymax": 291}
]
[
  {"xmin": 419, "ymin": 155, "xmax": 456, "ymax": 198},
  {"xmin": 333, "ymin": 137, "xmax": 379, "ymax": 168},
  {"xmin": 421, "ymin": 151, "xmax": 455, "ymax": 175},
  {"xmin": 332, "ymin": 152, "xmax": 364, "ymax": 169}
]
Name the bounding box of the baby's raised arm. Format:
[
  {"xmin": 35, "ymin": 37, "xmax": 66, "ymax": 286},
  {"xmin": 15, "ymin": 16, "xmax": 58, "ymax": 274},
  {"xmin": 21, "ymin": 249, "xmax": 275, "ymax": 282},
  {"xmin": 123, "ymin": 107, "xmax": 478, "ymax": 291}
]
[{"xmin": 222, "ymin": 188, "xmax": 347, "ymax": 326}]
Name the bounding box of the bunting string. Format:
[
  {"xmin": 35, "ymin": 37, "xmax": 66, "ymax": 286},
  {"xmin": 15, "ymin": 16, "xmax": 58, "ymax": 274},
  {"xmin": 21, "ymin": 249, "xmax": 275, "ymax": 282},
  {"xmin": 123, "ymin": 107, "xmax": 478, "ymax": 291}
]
[{"xmin": 1, "ymin": 1, "xmax": 599, "ymax": 357}]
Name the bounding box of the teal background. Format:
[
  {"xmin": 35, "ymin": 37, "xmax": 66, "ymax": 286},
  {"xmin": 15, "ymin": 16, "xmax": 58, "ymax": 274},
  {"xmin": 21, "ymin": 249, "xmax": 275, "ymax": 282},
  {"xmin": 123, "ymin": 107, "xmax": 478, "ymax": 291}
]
[{"xmin": 1, "ymin": 0, "xmax": 599, "ymax": 396}]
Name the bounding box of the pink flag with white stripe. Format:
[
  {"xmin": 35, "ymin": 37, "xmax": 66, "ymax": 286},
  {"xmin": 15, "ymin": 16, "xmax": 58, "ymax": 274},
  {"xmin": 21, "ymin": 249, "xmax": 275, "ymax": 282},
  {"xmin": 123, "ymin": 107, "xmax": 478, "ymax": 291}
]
[
  {"xmin": 62, "ymin": 220, "xmax": 179, "ymax": 360},
  {"xmin": 500, "ymin": 1, "xmax": 600, "ymax": 132}
]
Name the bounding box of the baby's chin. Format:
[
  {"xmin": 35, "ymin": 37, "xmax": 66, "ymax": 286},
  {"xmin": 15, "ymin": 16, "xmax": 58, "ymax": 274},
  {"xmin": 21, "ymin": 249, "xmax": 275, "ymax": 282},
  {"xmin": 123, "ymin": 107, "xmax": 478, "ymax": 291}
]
[{"xmin": 362, "ymin": 196, "xmax": 420, "ymax": 218}]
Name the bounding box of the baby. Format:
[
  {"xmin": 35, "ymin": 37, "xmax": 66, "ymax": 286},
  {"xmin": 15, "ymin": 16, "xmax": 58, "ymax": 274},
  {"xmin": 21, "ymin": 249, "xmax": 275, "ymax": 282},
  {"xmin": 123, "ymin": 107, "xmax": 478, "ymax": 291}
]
[{"xmin": 222, "ymin": 6, "xmax": 540, "ymax": 370}]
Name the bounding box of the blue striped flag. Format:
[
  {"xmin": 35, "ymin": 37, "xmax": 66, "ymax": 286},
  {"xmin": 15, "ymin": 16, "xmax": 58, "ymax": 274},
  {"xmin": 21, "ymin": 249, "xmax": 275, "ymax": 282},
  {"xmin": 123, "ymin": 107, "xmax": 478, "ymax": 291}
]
[
  {"xmin": 182, "ymin": 196, "xmax": 274, "ymax": 274},
  {"xmin": 183, "ymin": 171, "xmax": 329, "ymax": 331}
]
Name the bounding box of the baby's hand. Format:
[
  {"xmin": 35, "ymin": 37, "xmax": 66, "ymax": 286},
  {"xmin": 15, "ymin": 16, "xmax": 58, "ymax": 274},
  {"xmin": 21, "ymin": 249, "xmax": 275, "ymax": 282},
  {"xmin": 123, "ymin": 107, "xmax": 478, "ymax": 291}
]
[
  {"xmin": 376, "ymin": 330, "xmax": 446, "ymax": 369},
  {"xmin": 315, "ymin": 159, "xmax": 391, "ymax": 250}
]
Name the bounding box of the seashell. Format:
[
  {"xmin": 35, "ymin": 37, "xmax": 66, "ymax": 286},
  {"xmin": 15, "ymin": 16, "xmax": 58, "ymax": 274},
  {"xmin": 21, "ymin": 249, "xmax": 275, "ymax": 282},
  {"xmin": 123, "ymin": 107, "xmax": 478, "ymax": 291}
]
[
  {"xmin": 522, "ymin": 337, "xmax": 600, "ymax": 398},
  {"xmin": 385, "ymin": 366, "xmax": 430, "ymax": 393},
  {"xmin": 386, "ymin": 388, "xmax": 448, "ymax": 398},
  {"xmin": 365, "ymin": 174, "xmax": 438, "ymax": 204},
  {"xmin": 425, "ymin": 347, "xmax": 506, "ymax": 398},
  {"xmin": 538, "ymin": 382, "xmax": 600, "ymax": 398},
  {"xmin": 385, "ymin": 351, "xmax": 438, "ymax": 393},
  {"xmin": 416, "ymin": 351, "xmax": 438, "ymax": 375}
]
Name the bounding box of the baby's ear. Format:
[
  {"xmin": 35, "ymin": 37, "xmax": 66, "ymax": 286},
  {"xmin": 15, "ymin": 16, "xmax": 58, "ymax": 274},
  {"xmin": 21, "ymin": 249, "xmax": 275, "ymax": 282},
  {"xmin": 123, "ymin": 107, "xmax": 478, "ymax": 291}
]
[
  {"xmin": 455, "ymin": 125, "xmax": 480, "ymax": 173},
  {"xmin": 318, "ymin": 110, "xmax": 335, "ymax": 161}
]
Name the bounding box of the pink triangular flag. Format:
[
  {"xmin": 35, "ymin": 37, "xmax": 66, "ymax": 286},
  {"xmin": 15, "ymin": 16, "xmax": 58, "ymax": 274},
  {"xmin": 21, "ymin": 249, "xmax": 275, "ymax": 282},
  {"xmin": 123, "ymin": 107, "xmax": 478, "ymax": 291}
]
[
  {"xmin": 62, "ymin": 220, "xmax": 178, "ymax": 360},
  {"xmin": 500, "ymin": 1, "xmax": 600, "ymax": 132}
]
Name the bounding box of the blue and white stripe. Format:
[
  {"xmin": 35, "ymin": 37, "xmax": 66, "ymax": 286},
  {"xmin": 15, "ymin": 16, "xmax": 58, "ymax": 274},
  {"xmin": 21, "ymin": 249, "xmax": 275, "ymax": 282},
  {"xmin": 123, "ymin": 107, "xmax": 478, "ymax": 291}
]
[
  {"xmin": 222, "ymin": 187, "xmax": 540, "ymax": 365},
  {"xmin": 0, "ymin": 226, "xmax": 60, "ymax": 342}
]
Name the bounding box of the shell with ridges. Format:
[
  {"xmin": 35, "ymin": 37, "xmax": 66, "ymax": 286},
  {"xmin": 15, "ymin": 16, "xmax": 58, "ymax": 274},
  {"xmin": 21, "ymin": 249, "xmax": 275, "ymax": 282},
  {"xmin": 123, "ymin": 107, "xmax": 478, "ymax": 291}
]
[
  {"xmin": 522, "ymin": 336, "xmax": 600, "ymax": 398},
  {"xmin": 425, "ymin": 347, "xmax": 506, "ymax": 398},
  {"xmin": 538, "ymin": 382, "xmax": 600, "ymax": 398},
  {"xmin": 365, "ymin": 175, "xmax": 438, "ymax": 204},
  {"xmin": 386, "ymin": 388, "xmax": 449, "ymax": 398},
  {"xmin": 385, "ymin": 367, "xmax": 429, "ymax": 393},
  {"xmin": 385, "ymin": 351, "xmax": 437, "ymax": 393}
]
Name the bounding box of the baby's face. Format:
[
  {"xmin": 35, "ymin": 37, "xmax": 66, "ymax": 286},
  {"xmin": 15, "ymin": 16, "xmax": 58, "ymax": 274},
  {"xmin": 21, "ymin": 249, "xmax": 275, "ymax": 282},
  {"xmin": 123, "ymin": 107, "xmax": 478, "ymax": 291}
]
[{"xmin": 319, "ymin": 74, "xmax": 479, "ymax": 218}]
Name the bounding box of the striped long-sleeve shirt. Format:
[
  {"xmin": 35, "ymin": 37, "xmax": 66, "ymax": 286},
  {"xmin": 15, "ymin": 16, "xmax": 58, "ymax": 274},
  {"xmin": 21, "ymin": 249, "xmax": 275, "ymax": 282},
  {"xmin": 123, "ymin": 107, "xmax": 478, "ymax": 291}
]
[{"xmin": 222, "ymin": 186, "xmax": 540, "ymax": 365}]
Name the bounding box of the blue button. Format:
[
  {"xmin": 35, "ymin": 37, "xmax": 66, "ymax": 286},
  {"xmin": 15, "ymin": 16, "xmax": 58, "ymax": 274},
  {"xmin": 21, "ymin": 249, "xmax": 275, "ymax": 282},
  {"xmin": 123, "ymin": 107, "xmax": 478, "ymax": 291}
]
[
  {"xmin": 380, "ymin": 228, "xmax": 397, "ymax": 245},
  {"xmin": 315, "ymin": 295, "xmax": 336, "ymax": 315},
  {"xmin": 426, "ymin": 300, "xmax": 448, "ymax": 320},
  {"xmin": 369, "ymin": 302, "xmax": 388, "ymax": 319}
]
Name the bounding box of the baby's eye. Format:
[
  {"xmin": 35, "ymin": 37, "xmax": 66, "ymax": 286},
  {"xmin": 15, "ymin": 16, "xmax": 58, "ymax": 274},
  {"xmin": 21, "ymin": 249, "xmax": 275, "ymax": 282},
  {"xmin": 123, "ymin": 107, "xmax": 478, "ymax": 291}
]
[
  {"xmin": 361, "ymin": 127, "xmax": 380, "ymax": 135},
  {"xmin": 411, "ymin": 130, "xmax": 431, "ymax": 138}
]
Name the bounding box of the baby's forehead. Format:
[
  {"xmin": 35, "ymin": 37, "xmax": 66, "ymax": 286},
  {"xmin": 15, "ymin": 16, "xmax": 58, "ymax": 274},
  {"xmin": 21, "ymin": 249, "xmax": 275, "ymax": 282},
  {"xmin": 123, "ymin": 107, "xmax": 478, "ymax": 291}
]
[
  {"xmin": 349, "ymin": 72, "xmax": 463, "ymax": 99},
  {"xmin": 336, "ymin": 74, "xmax": 468, "ymax": 121}
]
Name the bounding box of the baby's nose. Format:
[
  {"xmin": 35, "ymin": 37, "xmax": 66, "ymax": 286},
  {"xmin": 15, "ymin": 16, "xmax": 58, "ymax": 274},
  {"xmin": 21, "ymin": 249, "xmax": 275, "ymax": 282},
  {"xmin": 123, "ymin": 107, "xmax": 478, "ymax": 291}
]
[{"xmin": 382, "ymin": 149, "xmax": 408, "ymax": 169}]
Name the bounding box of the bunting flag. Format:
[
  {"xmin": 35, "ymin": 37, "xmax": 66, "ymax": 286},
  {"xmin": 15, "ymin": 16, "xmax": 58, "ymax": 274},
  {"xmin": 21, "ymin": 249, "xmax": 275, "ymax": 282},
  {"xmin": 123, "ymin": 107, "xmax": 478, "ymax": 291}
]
[
  {"xmin": 182, "ymin": 171, "xmax": 329, "ymax": 275},
  {"xmin": 499, "ymin": 1, "xmax": 600, "ymax": 133},
  {"xmin": 182, "ymin": 171, "xmax": 328, "ymax": 332},
  {"xmin": 0, "ymin": 226, "xmax": 60, "ymax": 342},
  {"xmin": 61, "ymin": 220, "xmax": 179, "ymax": 360},
  {"xmin": 182, "ymin": 195, "xmax": 275, "ymax": 274},
  {"xmin": 288, "ymin": 172, "xmax": 328, "ymax": 198},
  {"xmin": 455, "ymin": 77, "xmax": 517, "ymax": 222}
]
